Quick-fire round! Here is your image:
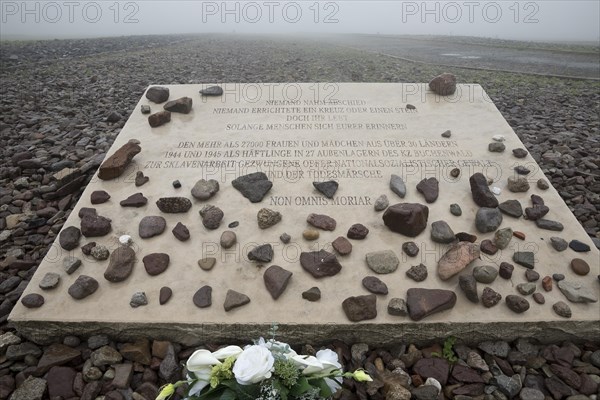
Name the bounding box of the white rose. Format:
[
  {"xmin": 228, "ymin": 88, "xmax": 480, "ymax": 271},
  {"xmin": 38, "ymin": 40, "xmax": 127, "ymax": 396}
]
[
  {"xmin": 292, "ymin": 348, "xmax": 342, "ymax": 375},
  {"xmin": 232, "ymin": 345, "xmax": 275, "ymax": 385}
]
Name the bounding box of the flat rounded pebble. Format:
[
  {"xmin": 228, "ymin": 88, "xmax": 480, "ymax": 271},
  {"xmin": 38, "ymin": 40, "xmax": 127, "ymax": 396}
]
[
  {"xmin": 21, "ymin": 293, "xmax": 44, "ymax": 308},
  {"xmin": 570, "ymin": 258, "xmax": 590, "ymax": 275},
  {"xmin": 542, "ymin": 276, "xmax": 553, "ymax": 291},
  {"xmin": 532, "ymin": 293, "xmax": 545, "ymax": 304},
  {"xmin": 374, "ymin": 194, "xmax": 389, "ymax": 211},
  {"xmin": 280, "ymin": 233, "xmax": 291, "ymax": 244},
  {"xmin": 139, "ymin": 216, "xmax": 166, "ymax": 238},
  {"xmin": 449, "ymin": 204, "xmax": 462, "ymax": 216},
  {"xmin": 220, "ymin": 231, "xmax": 237, "ymax": 248},
  {"xmin": 450, "ymin": 168, "xmax": 460, "ymax": 178},
  {"xmin": 332, "ymin": 236, "xmax": 352, "ymax": 255},
  {"xmin": 506, "ymin": 295, "xmax": 530, "ymax": 313},
  {"xmin": 553, "ymin": 273, "xmax": 565, "ymax": 281},
  {"xmin": 402, "ymin": 241, "xmax": 419, "ymax": 257},
  {"xmin": 302, "ymin": 287, "xmax": 321, "ymax": 302},
  {"xmin": 228, "ymin": 221, "xmax": 239, "ymax": 228},
  {"xmin": 159, "ymin": 287, "xmax": 172, "ymax": 305},
  {"xmin": 90, "ymin": 190, "xmax": 111, "ymax": 204},
  {"xmin": 525, "ymin": 269, "xmax": 540, "ymax": 282},
  {"xmin": 198, "ymin": 257, "xmax": 216, "ymax": 271},
  {"xmin": 362, "ymin": 276, "xmax": 388, "ymax": 295},
  {"xmin": 39, "ymin": 272, "xmax": 60, "ymax": 290},
  {"xmin": 303, "ymin": 229, "xmax": 320, "ymax": 240},
  {"xmin": 499, "ymin": 262, "xmax": 514, "ymax": 279},
  {"xmin": 552, "ymin": 301, "xmax": 571, "ymax": 318},
  {"xmin": 481, "ymin": 287, "xmax": 502, "ymax": 308}
]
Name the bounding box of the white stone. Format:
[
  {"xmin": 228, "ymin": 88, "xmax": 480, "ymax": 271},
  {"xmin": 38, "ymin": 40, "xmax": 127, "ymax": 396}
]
[
  {"xmin": 492, "ymin": 134, "xmax": 505, "ymax": 142},
  {"xmin": 119, "ymin": 235, "xmax": 132, "ymax": 245},
  {"xmin": 424, "ymin": 377, "xmax": 442, "ymax": 393},
  {"xmin": 491, "ymin": 187, "xmax": 502, "ymax": 195}
]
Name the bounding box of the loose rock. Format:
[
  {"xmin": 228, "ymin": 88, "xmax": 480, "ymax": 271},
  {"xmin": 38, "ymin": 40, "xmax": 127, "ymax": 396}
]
[
  {"xmin": 535, "ymin": 219, "xmax": 564, "ymax": 231},
  {"xmin": 387, "ymin": 298, "xmax": 408, "ymax": 316},
  {"xmin": 470, "ymin": 173, "xmax": 499, "ymax": 208},
  {"xmin": 300, "ymin": 250, "xmax": 342, "ymax": 278},
  {"xmin": 390, "ymin": 174, "xmax": 407, "ymax": 198},
  {"xmin": 232, "ymin": 172, "xmax": 273, "ymax": 203},
  {"xmin": 516, "ymin": 283, "xmax": 536, "ymax": 296},
  {"xmin": 481, "ymin": 287, "xmax": 502, "ymax": 308},
  {"xmin": 430, "ymin": 220, "xmax": 455, "ymax": 243},
  {"xmin": 105, "ymin": 247, "xmax": 136, "ymax": 282},
  {"xmin": 347, "ymin": 223, "xmax": 369, "ymax": 239},
  {"xmin": 374, "ymin": 194, "xmax": 389, "ymax": 211},
  {"xmin": 142, "ymin": 253, "xmax": 169, "ymax": 276},
  {"xmin": 191, "ymin": 179, "xmax": 219, "ymax": 200},
  {"xmin": 313, "ymin": 180, "xmax": 338, "ymax": 198},
  {"xmin": 135, "ymin": 171, "xmax": 149, "ymax": 186},
  {"xmin": 146, "ymin": 86, "xmax": 169, "ymax": 103},
  {"xmin": 383, "ymin": 203, "xmax": 429, "ymax": 237},
  {"xmin": 120, "ymin": 193, "xmax": 147, "ymax": 207},
  {"xmin": 90, "ymin": 190, "xmax": 110, "ymax": 204},
  {"xmin": 513, "ymin": 252, "xmax": 535, "ymax": 269},
  {"xmin": 499, "ymin": 262, "xmax": 514, "ymax": 279},
  {"xmin": 156, "ymin": 197, "xmax": 192, "ymax": 213},
  {"xmin": 449, "ymin": 203, "xmax": 462, "ymax": 216},
  {"xmin": 139, "ymin": 216, "xmax": 166, "ymax": 238},
  {"xmin": 193, "ymin": 286, "xmax": 212, "ymax": 308},
  {"xmin": 163, "ymin": 97, "xmax": 192, "ymax": 113},
  {"xmin": 402, "ymin": 241, "xmax": 420, "ymax": 257},
  {"xmin": 406, "ymin": 263, "xmax": 428, "ymax": 282},
  {"xmin": 525, "ymin": 205, "xmax": 549, "ymax": 220},
  {"xmin": 473, "ymin": 265, "xmax": 498, "ymax": 284},
  {"xmin": 39, "ymin": 272, "xmax": 60, "ymax": 290},
  {"xmin": 429, "ymin": 73, "xmax": 457, "ymax": 95},
  {"xmin": 498, "ymin": 200, "xmax": 523, "ymax": 218},
  {"xmin": 552, "ymin": 301, "xmax": 572, "ymax": 318},
  {"xmin": 407, "ymin": 288, "xmax": 457, "ymax": 321},
  {"xmin": 557, "ymin": 280, "xmax": 598, "ymax": 303},
  {"xmin": 199, "ymin": 205, "xmax": 224, "ymax": 229},
  {"xmin": 63, "ymin": 256, "xmax": 82, "ymax": 274},
  {"xmin": 416, "ymin": 177, "xmax": 439, "ymax": 203},
  {"xmin": 489, "ymin": 142, "xmax": 506, "ymax": 152},
  {"xmin": 306, "ymin": 213, "xmax": 336, "ymax": 230},
  {"xmin": 197, "ymin": 257, "xmax": 216, "ymax": 271},
  {"xmin": 302, "ymin": 287, "xmax": 321, "ymax": 302},
  {"xmin": 569, "ymin": 239, "xmax": 591, "ymax": 252},
  {"xmin": 59, "ymin": 226, "xmax": 81, "ymax": 250},
  {"xmin": 459, "ymin": 275, "xmax": 479, "ymax": 303},
  {"xmin": 342, "ymin": 294, "xmax": 377, "ymax": 322},
  {"xmin": 90, "ymin": 245, "xmax": 110, "ymax": 261},
  {"xmin": 303, "ymin": 229, "xmax": 319, "ymax": 240},
  {"xmin": 130, "ymin": 292, "xmax": 148, "ymax": 308},
  {"xmin": 494, "ymin": 227, "xmax": 513, "ymax": 249},
  {"xmin": 507, "ymin": 176, "xmax": 530, "ymax": 192},
  {"xmin": 248, "ymin": 244, "xmax": 274, "ymax": 263},
  {"xmin": 98, "ymin": 142, "xmax": 141, "ymax": 180},
  {"xmin": 512, "ymin": 148, "xmax": 528, "ymax": 158},
  {"xmin": 570, "ymin": 258, "xmax": 590, "ymax": 275},
  {"xmin": 172, "ymin": 222, "xmax": 190, "ymax": 241},
  {"xmin": 220, "ymin": 231, "xmax": 236, "ymax": 248},
  {"xmin": 366, "ymin": 250, "xmax": 399, "ymax": 274},
  {"xmin": 224, "ymin": 289, "xmax": 250, "ymax": 311},
  {"xmin": 475, "ymin": 207, "xmax": 503, "ymax": 233},
  {"xmin": 537, "ymin": 179, "xmax": 550, "ymax": 190},
  {"xmin": 506, "ymin": 295, "xmax": 530, "ymax": 313},
  {"xmin": 21, "ymin": 293, "xmax": 44, "ymax": 308},
  {"xmin": 257, "ymin": 208, "xmax": 282, "ymax": 229},
  {"xmin": 68, "ymin": 275, "xmax": 99, "ymax": 300},
  {"xmin": 200, "ymin": 86, "xmax": 223, "ymax": 96},
  {"xmin": 263, "ymin": 265, "xmax": 293, "ymax": 300},
  {"xmin": 438, "ymin": 242, "xmax": 480, "ymax": 280},
  {"xmin": 480, "ymin": 239, "xmax": 498, "ymax": 255},
  {"xmin": 332, "ymin": 236, "xmax": 352, "ymax": 255},
  {"xmin": 362, "ymin": 276, "xmax": 388, "ymax": 295}
]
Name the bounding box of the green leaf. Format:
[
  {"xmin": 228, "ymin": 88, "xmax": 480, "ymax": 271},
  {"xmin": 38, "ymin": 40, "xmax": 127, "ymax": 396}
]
[
  {"xmin": 311, "ymin": 377, "xmax": 334, "ymax": 397},
  {"xmin": 273, "ymin": 379, "xmax": 290, "ymax": 400},
  {"xmin": 289, "ymin": 376, "xmax": 313, "ymax": 396},
  {"xmin": 219, "ymin": 389, "xmax": 237, "ymax": 400}
]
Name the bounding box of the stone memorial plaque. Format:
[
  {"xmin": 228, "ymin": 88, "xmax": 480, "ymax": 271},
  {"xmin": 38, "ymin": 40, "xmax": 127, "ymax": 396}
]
[{"xmin": 10, "ymin": 83, "xmax": 599, "ymax": 345}]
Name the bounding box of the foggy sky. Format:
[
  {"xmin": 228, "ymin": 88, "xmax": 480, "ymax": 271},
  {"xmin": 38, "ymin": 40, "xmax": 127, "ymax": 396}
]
[{"xmin": 1, "ymin": 0, "xmax": 599, "ymax": 42}]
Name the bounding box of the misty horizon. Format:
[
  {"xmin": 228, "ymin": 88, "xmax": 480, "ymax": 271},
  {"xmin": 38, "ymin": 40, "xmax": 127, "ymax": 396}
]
[{"xmin": 1, "ymin": 1, "xmax": 599, "ymax": 43}]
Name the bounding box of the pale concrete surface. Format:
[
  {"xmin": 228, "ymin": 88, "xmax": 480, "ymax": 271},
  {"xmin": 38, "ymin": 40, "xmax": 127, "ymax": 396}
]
[{"xmin": 10, "ymin": 84, "xmax": 599, "ymax": 345}]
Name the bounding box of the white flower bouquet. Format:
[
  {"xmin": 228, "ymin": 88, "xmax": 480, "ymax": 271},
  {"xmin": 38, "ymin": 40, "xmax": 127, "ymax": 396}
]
[{"xmin": 157, "ymin": 337, "xmax": 371, "ymax": 400}]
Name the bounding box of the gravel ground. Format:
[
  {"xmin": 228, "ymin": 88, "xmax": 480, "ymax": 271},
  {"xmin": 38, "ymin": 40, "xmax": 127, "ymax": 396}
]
[{"xmin": 0, "ymin": 34, "xmax": 599, "ymax": 399}]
